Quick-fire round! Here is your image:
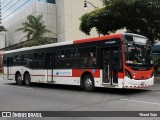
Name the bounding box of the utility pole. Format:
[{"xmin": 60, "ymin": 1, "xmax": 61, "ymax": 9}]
[{"xmin": 0, "ymin": 0, "xmax": 2, "ymax": 25}]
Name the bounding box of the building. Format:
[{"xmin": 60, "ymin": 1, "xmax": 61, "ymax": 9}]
[{"xmin": 0, "ymin": 0, "xmax": 102, "ymax": 50}]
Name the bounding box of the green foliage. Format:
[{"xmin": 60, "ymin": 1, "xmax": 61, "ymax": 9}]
[
  {"xmin": 0, "ymin": 26, "xmax": 6, "ymax": 32},
  {"xmin": 16, "ymin": 14, "xmax": 51, "ymax": 46},
  {"xmin": 25, "ymin": 38, "xmax": 54, "ymax": 47},
  {"xmin": 80, "ymin": 0, "xmax": 160, "ymax": 43}
]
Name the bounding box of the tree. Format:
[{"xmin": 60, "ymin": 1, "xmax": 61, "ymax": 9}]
[
  {"xmin": 79, "ymin": 0, "xmax": 160, "ymax": 44},
  {"xmin": 16, "ymin": 14, "xmax": 51, "ymax": 46},
  {"xmin": 0, "ymin": 26, "xmax": 6, "ymax": 32}
]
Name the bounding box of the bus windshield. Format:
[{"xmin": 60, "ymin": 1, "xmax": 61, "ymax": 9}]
[{"xmin": 124, "ymin": 35, "xmax": 153, "ymax": 69}]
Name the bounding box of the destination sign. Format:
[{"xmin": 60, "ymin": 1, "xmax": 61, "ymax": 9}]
[{"xmin": 133, "ymin": 37, "xmax": 147, "ymax": 44}]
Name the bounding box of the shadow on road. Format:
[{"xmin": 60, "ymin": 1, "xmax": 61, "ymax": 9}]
[{"xmin": 5, "ymin": 82, "xmax": 150, "ymax": 95}]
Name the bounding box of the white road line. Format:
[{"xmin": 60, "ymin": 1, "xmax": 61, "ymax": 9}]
[
  {"xmin": 121, "ymin": 99, "xmax": 160, "ymax": 106},
  {"xmin": 0, "ymin": 84, "xmax": 33, "ymax": 90}
]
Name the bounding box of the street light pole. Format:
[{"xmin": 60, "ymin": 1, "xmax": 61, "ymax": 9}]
[
  {"xmin": 4, "ymin": 32, "xmax": 6, "ymax": 48},
  {"xmin": 83, "ymin": 0, "xmax": 100, "ymax": 36},
  {"xmin": 84, "ymin": 0, "xmax": 99, "ymax": 9}
]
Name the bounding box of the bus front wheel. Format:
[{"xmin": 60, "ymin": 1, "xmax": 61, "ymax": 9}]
[
  {"xmin": 16, "ymin": 73, "xmax": 23, "ymax": 85},
  {"xmin": 83, "ymin": 75, "xmax": 95, "ymax": 92},
  {"xmin": 24, "ymin": 73, "xmax": 31, "ymax": 86}
]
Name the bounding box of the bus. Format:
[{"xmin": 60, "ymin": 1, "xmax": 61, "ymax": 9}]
[{"xmin": 2, "ymin": 33, "xmax": 154, "ymax": 91}]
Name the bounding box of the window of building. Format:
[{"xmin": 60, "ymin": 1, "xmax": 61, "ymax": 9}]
[{"xmin": 47, "ymin": 0, "xmax": 56, "ymax": 4}]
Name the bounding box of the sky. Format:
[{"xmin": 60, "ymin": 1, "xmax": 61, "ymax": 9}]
[{"xmin": 1, "ymin": 0, "xmax": 47, "ymax": 22}]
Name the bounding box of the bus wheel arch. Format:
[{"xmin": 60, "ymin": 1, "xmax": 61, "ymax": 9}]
[
  {"xmin": 23, "ymin": 71, "xmax": 31, "ymax": 86},
  {"xmin": 15, "ymin": 71, "xmax": 23, "ymax": 85},
  {"xmin": 81, "ymin": 72, "xmax": 95, "ymax": 92}
]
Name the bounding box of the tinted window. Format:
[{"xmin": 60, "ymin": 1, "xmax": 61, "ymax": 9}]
[
  {"xmin": 22, "ymin": 54, "xmax": 32, "ymax": 62},
  {"xmin": 21, "ymin": 54, "xmax": 32, "ymax": 67},
  {"xmin": 77, "ymin": 47, "xmax": 97, "ymax": 68},
  {"xmin": 34, "ymin": 53, "xmax": 44, "ymax": 60},
  {"xmin": 56, "ymin": 49, "xmax": 76, "ymax": 68},
  {"xmin": 33, "ymin": 53, "xmax": 44, "ymax": 69},
  {"xmin": 61, "ymin": 49, "xmax": 75, "ymax": 58},
  {"xmin": 13, "ymin": 55, "xmax": 21, "ymax": 65},
  {"xmin": 3, "ymin": 57, "xmax": 7, "ymax": 66}
]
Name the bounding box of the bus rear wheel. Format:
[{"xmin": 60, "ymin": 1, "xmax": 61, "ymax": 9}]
[
  {"xmin": 83, "ymin": 75, "xmax": 95, "ymax": 92},
  {"xmin": 16, "ymin": 73, "xmax": 23, "ymax": 85},
  {"xmin": 24, "ymin": 73, "xmax": 31, "ymax": 86}
]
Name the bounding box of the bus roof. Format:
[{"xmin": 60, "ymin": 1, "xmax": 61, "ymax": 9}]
[
  {"xmin": 4, "ymin": 33, "xmax": 147, "ymax": 54},
  {"xmin": 73, "ymin": 34, "xmax": 122, "ymax": 44}
]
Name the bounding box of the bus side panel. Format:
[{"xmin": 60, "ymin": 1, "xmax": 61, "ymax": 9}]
[{"xmin": 3, "ymin": 66, "xmax": 8, "ymax": 80}]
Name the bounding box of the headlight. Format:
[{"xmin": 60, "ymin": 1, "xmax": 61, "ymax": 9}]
[{"xmin": 125, "ymin": 69, "xmax": 132, "ymax": 79}]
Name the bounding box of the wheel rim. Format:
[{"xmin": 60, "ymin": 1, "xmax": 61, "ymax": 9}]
[
  {"xmin": 25, "ymin": 75, "xmax": 30, "ymax": 85},
  {"xmin": 85, "ymin": 78, "xmax": 92, "ymax": 88},
  {"xmin": 18, "ymin": 75, "xmax": 21, "ymax": 81}
]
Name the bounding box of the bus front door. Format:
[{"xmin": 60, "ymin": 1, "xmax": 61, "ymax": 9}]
[
  {"xmin": 46, "ymin": 53, "xmax": 56, "ymax": 83},
  {"xmin": 102, "ymin": 47, "xmax": 119, "ymax": 85}
]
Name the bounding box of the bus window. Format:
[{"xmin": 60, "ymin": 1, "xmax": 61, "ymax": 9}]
[
  {"xmin": 22, "ymin": 54, "xmax": 32, "ymax": 67},
  {"xmin": 34, "ymin": 53, "xmax": 44, "ymax": 68},
  {"xmin": 34, "ymin": 53, "xmax": 44, "ymax": 60},
  {"xmin": 23, "ymin": 54, "xmax": 32, "ymax": 61},
  {"xmin": 61, "ymin": 49, "xmax": 75, "ymax": 58},
  {"xmin": 77, "ymin": 47, "xmax": 96, "ymax": 68},
  {"xmin": 58, "ymin": 49, "xmax": 76, "ymax": 68},
  {"xmin": 3, "ymin": 57, "xmax": 7, "ymax": 66},
  {"xmin": 13, "ymin": 55, "xmax": 21, "ymax": 65},
  {"xmin": 46, "ymin": 53, "xmax": 56, "ymax": 69}
]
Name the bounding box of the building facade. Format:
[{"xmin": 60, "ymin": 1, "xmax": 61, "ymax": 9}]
[{"xmin": 0, "ymin": 0, "xmax": 102, "ymax": 50}]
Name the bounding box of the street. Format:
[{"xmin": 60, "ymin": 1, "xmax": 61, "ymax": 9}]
[{"xmin": 0, "ymin": 76, "xmax": 160, "ymax": 120}]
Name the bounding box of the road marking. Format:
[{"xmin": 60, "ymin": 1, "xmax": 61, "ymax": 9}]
[
  {"xmin": 0, "ymin": 84, "xmax": 33, "ymax": 90},
  {"xmin": 121, "ymin": 99, "xmax": 160, "ymax": 106}
]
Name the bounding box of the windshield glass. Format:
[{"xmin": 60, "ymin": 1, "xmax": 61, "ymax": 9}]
[{"xmin": 124, "ymin": 35, "xmax": 153, "ymax": 68}]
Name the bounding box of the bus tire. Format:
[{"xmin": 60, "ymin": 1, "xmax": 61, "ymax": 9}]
[
  {"xmin": 24, "ymin": 73, "xmax": 31, "ymax": 86},
  {"xmin": 16, "ymin": 73, "xmax": 23, "ymax": 85},
  {"xmin": 83, "ymin": 74, "xmax": 95, "ymax": 92}
]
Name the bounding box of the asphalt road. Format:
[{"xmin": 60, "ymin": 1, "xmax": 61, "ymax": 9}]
[{"xmin": 0, "ymin": 76, "xmax": 160, "ymax": 120}]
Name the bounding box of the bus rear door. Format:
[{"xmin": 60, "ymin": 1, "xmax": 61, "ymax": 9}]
[{"xmin": 46, "ymin": 53, "xmax": 56, "ymax": 83}]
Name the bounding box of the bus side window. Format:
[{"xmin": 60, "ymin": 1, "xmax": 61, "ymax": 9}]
[
  {"xmin": 23, "ymin": 54, "xmax": 32, "ymax": 67},
  {"xmin": 77, "ymin": 47, "xmax": 97, "ymax": 68},
  {"xmin": 34, "ymin": 53, "xmax": 44, "ymax": 68},
  {"xmin": 13, "ymin": 55, "xmax": 21, "ymax": 65},
  {"xmin": 59, "ymin": 49, "xmax": 76, "ymax": 68},
  {"xmin": 56, "ymin": 49, "xmax": 76, "ymax": 68},
  {"xmin": 3, "ymin": 57, "xmax": 7, "ymax": 66}
]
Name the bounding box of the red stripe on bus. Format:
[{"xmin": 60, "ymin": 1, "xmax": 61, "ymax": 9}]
[
  {"xmin": 31, "ymin": 75, "xmax": 45, "ymax": 76},
  {"xmin": 72, "ymin": 69, "xmax": 100, "ymax": 78},
  {"xmin": 73, "ymin": 34, "xmax": 122, "ymax": 44},
  {"xmin": 118, "ymin": 73, "xmax": 124, "ymax": 79}
]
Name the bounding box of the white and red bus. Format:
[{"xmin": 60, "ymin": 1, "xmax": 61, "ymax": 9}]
[{"xmin": 2, "ymin": 33, "xmax": 154, "ymax": 91}]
